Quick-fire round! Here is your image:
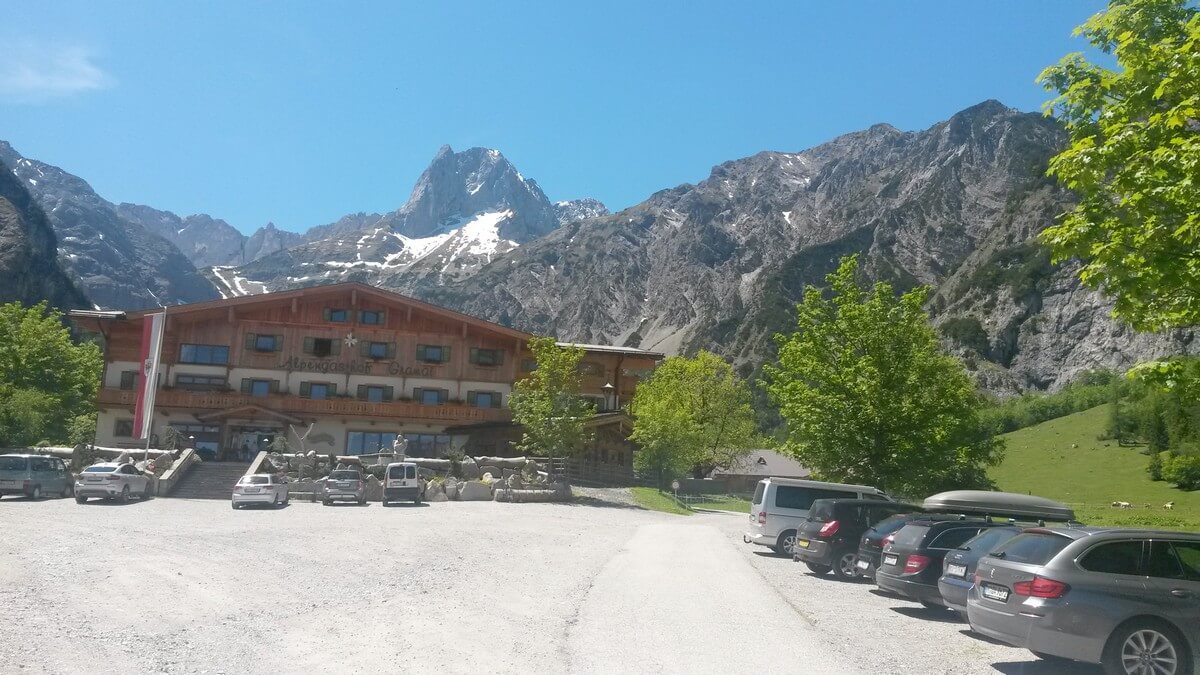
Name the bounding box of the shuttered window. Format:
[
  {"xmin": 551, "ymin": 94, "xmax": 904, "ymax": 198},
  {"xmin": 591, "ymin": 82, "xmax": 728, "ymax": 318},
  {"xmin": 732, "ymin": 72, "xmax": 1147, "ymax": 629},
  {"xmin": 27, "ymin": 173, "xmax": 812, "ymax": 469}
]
[
  {"xmin": 417, "ymin": 344, "xmax": 450, "ymax": 363},
  {"xmin": 302, "ymin": 337, "xmax": 340, "ymax": 357},
  {"xmin": 357, "ymin": 385, "xmax": 394, "ymax": 403},
  {"xmin": 299, "ymin": 382, "xmax": 336, "ymax": 399},
  {"xmin": 470, "ymin": 348, "xmax": 504, "ymax": 366},
  {"xmin": 359, "ymin": 310, "xmax": 385, "ymax": 325},
  {"xmin": 240, "ymin": 379, "xmax": 279, "ymax": 397},
  {"xmin": 361, "ymin": 341, "xmax": 396, "ymax": 359},
  {"xmin": 245, "ymin": 333, "xmax": 283, "ymax": 352},
  {"xmin": 467, "ymin": 391, "xmax": 502, "ymax": 408},
  {"xmin": 323, "ymin": 308, "xmax": 349, "ymax": 323},
  {"xmin": 119, "ymin": 371, "xmax": 138, "ymax": 390},
  {"xmin": 414, "ymin": 388, "xmax": 448, "ymax": 405}
]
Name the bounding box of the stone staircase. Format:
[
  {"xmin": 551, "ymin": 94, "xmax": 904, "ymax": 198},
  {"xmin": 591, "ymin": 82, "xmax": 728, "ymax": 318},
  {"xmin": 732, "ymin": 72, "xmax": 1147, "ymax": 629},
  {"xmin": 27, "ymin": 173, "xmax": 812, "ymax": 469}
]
[{"xmin": 166, "ymin": 462, "xmax": 249, "ymax": 500}]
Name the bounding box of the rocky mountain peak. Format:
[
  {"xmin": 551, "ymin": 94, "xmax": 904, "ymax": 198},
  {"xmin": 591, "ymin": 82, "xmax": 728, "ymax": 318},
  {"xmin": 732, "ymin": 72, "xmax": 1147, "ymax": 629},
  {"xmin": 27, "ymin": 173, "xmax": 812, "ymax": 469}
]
[
  {"xmin": 379, "ymin": 145, "xmax": 559, "ymax": 242},
  {"xmin": 554, "ymin": 198, "xmax": 610, "ymax": 224}
]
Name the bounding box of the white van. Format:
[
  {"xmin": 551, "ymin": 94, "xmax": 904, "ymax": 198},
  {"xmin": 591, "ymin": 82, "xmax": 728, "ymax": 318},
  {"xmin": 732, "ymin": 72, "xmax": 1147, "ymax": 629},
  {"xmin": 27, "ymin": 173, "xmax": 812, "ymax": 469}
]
[
  {"xmin": 382, "ymin": 462, "xmax": 424, "ymax": 506},
  {"xmin": 744, "ymin": 477, "xmax": 890, "ymax": 554}
]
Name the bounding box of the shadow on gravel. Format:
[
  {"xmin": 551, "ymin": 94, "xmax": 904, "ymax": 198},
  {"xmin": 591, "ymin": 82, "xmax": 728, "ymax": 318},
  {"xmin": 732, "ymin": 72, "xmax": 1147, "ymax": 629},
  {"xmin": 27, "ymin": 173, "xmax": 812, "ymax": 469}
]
[
  {"xmin": 752, "ymin": 551, "xmax": 788, "ymax": 558},
  {"xmin": 559, "ymin": 496, "xmax": 645, "ymax": 510},
  {"xmin": 960, "ymin": 628, "xmax": 1010, "ymax": 646},
  {"xmin": 990, "ymin": 659, "xmax": 1100, "ymax": 674},
  {"xmin": 381, "ymin": 502, "xmax": 429, "ymax": 508},
  {"xmin": 889, "ymin": 605, "xmax": 963, "ymax": 624},
  {"xmin": 76, "ymin": 498, "xmax": 152, "ymax": 506}
]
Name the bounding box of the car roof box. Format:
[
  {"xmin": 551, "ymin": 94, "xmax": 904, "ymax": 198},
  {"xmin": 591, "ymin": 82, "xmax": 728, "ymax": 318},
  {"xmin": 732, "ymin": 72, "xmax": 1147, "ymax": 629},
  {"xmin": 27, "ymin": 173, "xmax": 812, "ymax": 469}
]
[{"xmin": 922, "ymin": 490, "xmax": 1074, "ymax": 522}]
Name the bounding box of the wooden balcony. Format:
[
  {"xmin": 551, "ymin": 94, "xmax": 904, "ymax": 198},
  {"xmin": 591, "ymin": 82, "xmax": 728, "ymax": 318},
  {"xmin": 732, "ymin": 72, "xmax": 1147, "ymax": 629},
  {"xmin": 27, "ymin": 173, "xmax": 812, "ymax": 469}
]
[{"xmin": 96, "ymin": 388, "xmax": 512, "ymax": 424}]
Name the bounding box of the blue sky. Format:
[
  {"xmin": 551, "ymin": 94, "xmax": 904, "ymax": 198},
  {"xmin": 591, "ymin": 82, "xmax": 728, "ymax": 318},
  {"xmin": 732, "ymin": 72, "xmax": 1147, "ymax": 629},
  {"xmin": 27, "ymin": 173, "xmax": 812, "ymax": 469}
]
[{"xmin": 2, "ymin": 1, "xmax": 1106, "ymax": 234}]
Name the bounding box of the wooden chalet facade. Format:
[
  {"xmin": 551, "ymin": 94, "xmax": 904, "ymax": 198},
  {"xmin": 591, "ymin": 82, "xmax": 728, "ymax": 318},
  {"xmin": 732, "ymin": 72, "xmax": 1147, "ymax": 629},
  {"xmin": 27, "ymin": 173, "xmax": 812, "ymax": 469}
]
[{"xmin": 69, "ymin": 283, "xmax": 661, "ymax": 466}]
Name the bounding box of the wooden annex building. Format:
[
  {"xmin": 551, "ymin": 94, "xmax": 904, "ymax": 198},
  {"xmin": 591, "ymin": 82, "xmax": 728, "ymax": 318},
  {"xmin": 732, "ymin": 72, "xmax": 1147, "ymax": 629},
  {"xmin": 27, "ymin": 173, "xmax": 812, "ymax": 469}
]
[{"xmin": 69, "ymin": 283, "xmax": 661, "ymax": 476}]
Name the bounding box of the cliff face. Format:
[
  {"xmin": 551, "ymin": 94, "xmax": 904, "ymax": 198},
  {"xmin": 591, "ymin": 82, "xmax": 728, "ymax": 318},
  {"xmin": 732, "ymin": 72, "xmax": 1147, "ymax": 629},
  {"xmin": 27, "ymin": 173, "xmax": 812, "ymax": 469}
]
[
  {"xmin": 0, "ymin": 159, "xmax": 89, "ymax": 310},
  {"xmin": 420, "ymin": 101, "xmax": 1194, "ymax": 394}
]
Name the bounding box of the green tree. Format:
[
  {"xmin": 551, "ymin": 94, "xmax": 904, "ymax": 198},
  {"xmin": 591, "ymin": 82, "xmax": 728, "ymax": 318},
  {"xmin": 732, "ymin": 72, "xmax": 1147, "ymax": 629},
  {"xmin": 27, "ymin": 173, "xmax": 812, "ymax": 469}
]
[
  {"xmin": 763, "ymin": 256, "xmax": 1004, "ymax": 497},
  {"xmin": 629, "ymin": 351, "xmax": 760, "ymax": 485},
  {"xmin": 509, "ymin": 337, "xmax": 594, "ymax": 459},
  {"xmin": 1039, "ymin": 0, "xmax": 1200, "ymax": 330},
  {"xmin": 0, "ymin": 302, "xmax": 103, "ymax": 447}
]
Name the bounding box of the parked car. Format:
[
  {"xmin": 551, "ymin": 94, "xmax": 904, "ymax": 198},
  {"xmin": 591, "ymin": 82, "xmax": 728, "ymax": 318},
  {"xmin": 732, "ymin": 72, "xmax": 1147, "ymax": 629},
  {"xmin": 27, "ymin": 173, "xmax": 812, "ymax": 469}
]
[
  {"xmin": 969, "ymin": 527, "xmax": 1200, "ymax": 675},
  {"xmin": 793, "ymin": 498, "xmax": 920, "ymax": 579},
  {"xmin": 856, "ymin": 511, "xmax": 951, "ymax": 580},
  {"xmin": 382, "ymin": 462, "xmax": 424, "ymax": 506},
  {"xmin": 745, "ymin": 477, "xmax": 890, "ymax": 555},
  {"xmin": 231, "ymin": 474, "xmax": 289, "ymax": 509},
  {"xmin": 74, "ymin": 462, "xmax": 153, "ymax": 503},
  {"xmin": 874, "ymin": 491, "xmax": 1074, "ymax": 609},
  {"xmin": 937, "ymin": 525, "xmax": 1023, "ymax": 615},
  {"xmin": 322, "ymin": 469, "xmax": 366, "ymax": 505},
  {"xmin": 0, "ymin": 454, "xmax": 73, "ymax": 499}
]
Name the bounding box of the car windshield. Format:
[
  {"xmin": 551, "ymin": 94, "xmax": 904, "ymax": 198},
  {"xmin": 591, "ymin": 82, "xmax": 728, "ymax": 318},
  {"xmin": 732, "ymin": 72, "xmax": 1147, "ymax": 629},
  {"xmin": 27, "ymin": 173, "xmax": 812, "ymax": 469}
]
[
  {"xmin": 241, "ymin": 476, "xmax": 270, "ymax": 484},
  {"xmin": 83, "ymin": 466, "xmax": 116, "ymax": 473},
  {"xmin": 988, "ymin": 532, "xmax": 1072, "ymax": 564},
  {"xmin": 387, "ymin": 466, "xmax": 405, "ymax": 479},
  {"xmin": 330, "ymin": 471, "xmax": 360, "ymax": 480},
  {"xmin": 0, "ymin": 457, "xmax": 28, "ymax": 471},
  {"xmin": 892, "ymin": 524, "xmax": 931, "ymax": 549},
  {"xmin": 958, "ymin": 527, "xmax": 1020, "ymax": 552}
]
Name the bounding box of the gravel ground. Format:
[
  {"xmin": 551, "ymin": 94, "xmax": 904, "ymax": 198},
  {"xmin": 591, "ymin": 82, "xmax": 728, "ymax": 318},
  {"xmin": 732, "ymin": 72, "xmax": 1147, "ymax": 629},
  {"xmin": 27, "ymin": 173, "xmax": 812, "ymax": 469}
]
[{"xmin": 0, "ymin": 493, "xmax": 1101, "ymax": 674}]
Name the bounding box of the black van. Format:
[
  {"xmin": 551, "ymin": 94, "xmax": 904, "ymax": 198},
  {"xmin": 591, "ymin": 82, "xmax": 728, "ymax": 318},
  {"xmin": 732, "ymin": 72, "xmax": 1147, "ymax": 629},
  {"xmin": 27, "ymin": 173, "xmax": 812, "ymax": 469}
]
[{"xmin": 792, "ymin": 499, "xmax": 920, "ymax": 579}]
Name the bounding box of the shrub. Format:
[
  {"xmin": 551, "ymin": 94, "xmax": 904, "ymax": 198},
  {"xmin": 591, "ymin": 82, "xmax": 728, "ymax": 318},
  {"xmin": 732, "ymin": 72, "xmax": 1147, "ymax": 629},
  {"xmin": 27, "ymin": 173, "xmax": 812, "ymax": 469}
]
[
  {"xmin": 1162, "ymin": 451, "xmax": 1200, "ymax": 491},
  {"xmin": 1147, "ymin": 451, "xmax": 1165, "ymax": 481}
]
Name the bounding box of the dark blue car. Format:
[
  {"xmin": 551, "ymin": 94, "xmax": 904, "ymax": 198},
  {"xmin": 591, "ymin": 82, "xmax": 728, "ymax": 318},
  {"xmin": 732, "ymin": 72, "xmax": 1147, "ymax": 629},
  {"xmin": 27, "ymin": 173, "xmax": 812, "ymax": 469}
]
[{"xmin": 937, "ymin": 525, "xmax": 1023, "ymax": 615}]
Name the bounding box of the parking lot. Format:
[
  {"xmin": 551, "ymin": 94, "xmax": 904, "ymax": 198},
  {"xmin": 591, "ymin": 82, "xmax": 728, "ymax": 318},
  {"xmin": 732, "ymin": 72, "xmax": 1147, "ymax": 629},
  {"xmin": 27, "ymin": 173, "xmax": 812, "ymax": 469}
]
[{"xmin": 1, "ymin": 493, "xmax": 1099, "ymax": 674}]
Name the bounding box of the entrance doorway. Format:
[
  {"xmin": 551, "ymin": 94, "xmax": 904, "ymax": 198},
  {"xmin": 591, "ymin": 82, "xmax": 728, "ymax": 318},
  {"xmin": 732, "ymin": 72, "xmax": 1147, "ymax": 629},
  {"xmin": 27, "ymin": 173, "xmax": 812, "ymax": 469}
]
[{"xmin": 228, "ymin": 426, "xmax": 281, "ymax": 463}]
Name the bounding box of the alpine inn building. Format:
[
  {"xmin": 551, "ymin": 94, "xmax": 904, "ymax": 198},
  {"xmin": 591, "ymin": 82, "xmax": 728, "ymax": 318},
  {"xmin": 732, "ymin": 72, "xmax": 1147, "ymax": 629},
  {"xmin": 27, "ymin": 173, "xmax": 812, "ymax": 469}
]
[{"xmin": 69, "ymin": 283, "xmax": 661, "ymax": 470}]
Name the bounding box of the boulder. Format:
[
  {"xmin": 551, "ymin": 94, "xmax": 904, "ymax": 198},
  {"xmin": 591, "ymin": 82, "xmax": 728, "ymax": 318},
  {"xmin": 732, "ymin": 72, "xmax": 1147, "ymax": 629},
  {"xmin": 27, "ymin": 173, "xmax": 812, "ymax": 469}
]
[
  {"xmin": 459, "ymin": 459, "xmax": 480, "ymax": 480},
  {"xmin": 458, "ymin": 480, "xmax": 493, "ymax": 501},
  {"xmin": 426, "ymin": 488, "xmax": 448, "ymax": 502},
  {"xmin": 506, "ymin": 474, "xmax": 524, "ymax": 489},
  {"xmin": 364, "ymin": 475, "xmax": 383, "ymax": 501},
  {"xmin": 479, "ymin": 466, "xmax": 502, "ymax": 480},
  {"xmin": 444, "ymin": 478, "xmax": 459, "ymax": 500},
  {"xmin": 501, "ymin": 468, "xmax": 516, "ymax": 479}
]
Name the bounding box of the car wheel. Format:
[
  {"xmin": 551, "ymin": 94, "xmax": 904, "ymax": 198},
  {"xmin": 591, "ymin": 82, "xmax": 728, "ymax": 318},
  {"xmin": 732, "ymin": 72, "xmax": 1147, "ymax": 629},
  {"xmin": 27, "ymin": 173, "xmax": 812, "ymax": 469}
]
[
  {"xmin": 30, "ymin": 485, "xmax": 42, "ymax": 500},
  {"xmin": 381, "ymin": 498, "xmax": 389, "ymax": 507},
  {"xmin": 1103, "ymin": 619, "xmax": 1190, "ymax": 675},
  {"xmin": 61, "ymin": 483, "xmax": 73, "ymax": 498},
  {"xmin": 120, "ymin": 485, "xmax": 131, "ymax": 503},
  {"xmin": 142, "ymin": 483, "xmax": 153, "ymax": 500},
  {"xmin": 805, "ymin": 562, "xmax": 832, "ymax": 575},
  {"xmin": 75, "ymin": 495, "xmax": 87, "ymax": 504},
  {"xmin": 322, "ymin": 499, "xmax": 331, "ymax": 506},
  {"xmin": 774, "ymin": 530, "xmax": 797, "ymax": 556},
  {"xmin": 231, "ymin": 502, "xmax": 239, "ymax": 510},
  {"xmin": 832, "ymin": 552, "xmax": 859, "ymax": 580}
]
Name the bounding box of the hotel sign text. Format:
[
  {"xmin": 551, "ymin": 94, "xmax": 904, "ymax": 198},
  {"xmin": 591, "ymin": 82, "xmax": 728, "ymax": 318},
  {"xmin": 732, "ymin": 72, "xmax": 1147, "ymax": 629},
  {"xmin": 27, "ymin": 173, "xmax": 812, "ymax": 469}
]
[{"xmin": 277, "ymin": 356, "xmax": 436, "ymax": 377}]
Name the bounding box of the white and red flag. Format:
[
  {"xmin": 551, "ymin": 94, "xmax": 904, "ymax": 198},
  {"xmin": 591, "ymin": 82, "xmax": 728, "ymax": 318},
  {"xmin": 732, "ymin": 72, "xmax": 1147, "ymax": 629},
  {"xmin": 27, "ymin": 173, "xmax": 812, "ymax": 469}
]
[{"xmin": 133, "ymin": 312, "xmax": 166, "ymax": 440}]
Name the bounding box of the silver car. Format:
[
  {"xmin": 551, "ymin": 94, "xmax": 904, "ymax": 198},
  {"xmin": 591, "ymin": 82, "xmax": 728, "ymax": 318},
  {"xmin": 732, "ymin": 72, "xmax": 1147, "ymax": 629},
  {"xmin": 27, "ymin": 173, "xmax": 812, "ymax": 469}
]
[
  {"xmin": 968, "ymin": 527, "xmax": 1199, "ymax": 674},
  {"xmin": 231, "ymin": 474, "xmax": 289, "ymax": 509},
  {"xmin": 322, "ymin": 469, "xmax": 366, "ymax": 505},
  {"xmin": 75, "ymin": 462, "xmax": 153, "ymax": 503}
]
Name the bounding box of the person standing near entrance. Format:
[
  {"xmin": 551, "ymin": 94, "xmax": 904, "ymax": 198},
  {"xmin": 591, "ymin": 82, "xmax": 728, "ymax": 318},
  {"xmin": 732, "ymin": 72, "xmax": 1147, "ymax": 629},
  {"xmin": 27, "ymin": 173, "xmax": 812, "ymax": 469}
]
[{"xmin": 240, "ymin": 441, "xmax": 251, "ymax": 463}]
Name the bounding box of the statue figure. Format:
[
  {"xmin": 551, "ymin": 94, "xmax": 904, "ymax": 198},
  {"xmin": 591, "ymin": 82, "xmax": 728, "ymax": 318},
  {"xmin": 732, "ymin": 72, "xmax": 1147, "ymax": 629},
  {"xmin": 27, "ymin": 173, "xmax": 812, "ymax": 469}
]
[{"xmin": 391, "ymin": 435, "xmax": 408, "ymax": 461}]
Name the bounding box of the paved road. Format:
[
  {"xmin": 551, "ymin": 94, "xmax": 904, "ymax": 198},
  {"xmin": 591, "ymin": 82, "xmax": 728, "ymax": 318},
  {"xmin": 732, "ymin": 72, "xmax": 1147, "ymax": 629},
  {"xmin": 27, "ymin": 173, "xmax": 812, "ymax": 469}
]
[{"xmin": 0, "ymin": 494, "xmax": 1098, "ymax": 674}]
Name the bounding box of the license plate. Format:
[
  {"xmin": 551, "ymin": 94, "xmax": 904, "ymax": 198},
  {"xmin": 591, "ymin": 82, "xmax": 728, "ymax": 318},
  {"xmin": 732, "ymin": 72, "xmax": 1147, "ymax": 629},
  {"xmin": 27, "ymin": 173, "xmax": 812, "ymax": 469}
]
[
  {"xmin": 947, "ymin": 563, "xmax": 968, "ymax": 578},
  {"xmin": 982, "ymin": 584, "xmax": 1010, "ymax": 602},
  {"xmin": 883, "ymin": 554, "xmax": 899, "ymax": 566},
  {"xmin": 86, "ymin": 478, "xmax": 103, "ymax": 483},
  {"xmin": 245, "ymin": 488, "xmax": 261, "ymax": 493},
  {"xmin": 796, "ymin": 539, "xmax": 810, "ymax": 549},
  {"xmin": 856, "ymin": 560, "xmax": 870, "ymax": 570}
]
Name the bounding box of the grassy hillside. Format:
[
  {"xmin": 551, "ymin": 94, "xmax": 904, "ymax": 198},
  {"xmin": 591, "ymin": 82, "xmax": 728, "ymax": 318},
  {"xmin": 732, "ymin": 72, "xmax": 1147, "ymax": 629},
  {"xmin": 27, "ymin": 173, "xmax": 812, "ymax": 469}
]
[{"xmin": 992, "ymin": 405, "xmax": 1200, "ymax": 531}]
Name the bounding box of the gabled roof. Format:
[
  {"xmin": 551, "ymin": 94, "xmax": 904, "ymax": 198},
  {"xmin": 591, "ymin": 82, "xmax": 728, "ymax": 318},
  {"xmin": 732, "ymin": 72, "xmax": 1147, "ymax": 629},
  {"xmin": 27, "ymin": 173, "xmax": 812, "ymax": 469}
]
[
  {"xmin": 70, "ymin": 281, "xmax": 534, "ymax": 341},
  {"xmin": 712, "ymin": 449, "xmax": 811, "ymax": 479},
  {"xmin": 558, "ymin": 342, "xmax": 664, "ymax": 359}
]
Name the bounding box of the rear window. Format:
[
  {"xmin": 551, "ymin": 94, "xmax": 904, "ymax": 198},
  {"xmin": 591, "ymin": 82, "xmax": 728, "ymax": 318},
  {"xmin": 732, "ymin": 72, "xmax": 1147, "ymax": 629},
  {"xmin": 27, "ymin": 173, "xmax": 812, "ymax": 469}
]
[
  {"xmin": 958, "ymin": 527, "xmax": 1020, "ymax": 553},
  {"xmin": 388, "ymin": 466, "xmax": 405, "ymax": 479},
  {"xmin": 929, "ymin": 527, "xmax": 984, "ymax": 550},
  {"xmin": 752, "ymin": 483, "xmax": 765, "ymax": 506},
  {"xmin": 83, "ymin": 466, "xmax": 116, "ymax": 473},
  {"xmin": 870, "ymin": 513, "xmax": 916, "ymax": 536},
  {"xmin": 0, "ymin": 457, "xmax": 28, "ymax": 471},
  {"xmin": 330, "ymin": 470, "xmax": 360, "ymax": 480},
  {"xmin": 774, "ymin": 485, "xmax": 857, "ymax": 510},
  {"xmin": 808, "ymin": 500, "xmax": 837, "ymax": 522},
  {"xmin": 990, "ymin": 532, "xmax": 1073, "ymax": 565},
  {"xmin": 892, "ymin": 524, "xmax": 931, "ymax": 548},
  {"xmin": 241, "ymin": 476, "xmax": 270, "ymax": 485}
]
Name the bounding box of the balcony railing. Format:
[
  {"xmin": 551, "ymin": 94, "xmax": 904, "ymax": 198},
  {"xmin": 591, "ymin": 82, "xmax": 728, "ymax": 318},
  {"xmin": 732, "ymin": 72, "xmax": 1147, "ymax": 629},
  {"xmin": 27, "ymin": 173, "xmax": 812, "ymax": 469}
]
[{"xmin": 96, "ymin": 388, "xmax": 512, "ymax": 423}]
